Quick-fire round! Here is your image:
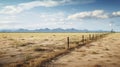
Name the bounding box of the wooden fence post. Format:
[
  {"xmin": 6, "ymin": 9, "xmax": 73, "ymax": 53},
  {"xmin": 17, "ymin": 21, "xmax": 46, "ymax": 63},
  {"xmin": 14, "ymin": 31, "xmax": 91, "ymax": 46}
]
[
  {"xmin": 82, "ymin": 35, "xmax": 85, "ymax": 44},
  {"xmin": 67, "ymin": 37, "xmax": 69, "ymax": 49}
]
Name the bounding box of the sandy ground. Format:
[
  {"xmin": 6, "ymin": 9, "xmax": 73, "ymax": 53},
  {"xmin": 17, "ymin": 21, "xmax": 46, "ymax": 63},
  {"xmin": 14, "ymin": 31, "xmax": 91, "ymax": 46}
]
[
  {"xmin": 48, "ymin": 33, "xmax": 120, "ymax": 67},
  {"xmin": 0, "ymin": 33, "xmax": 91, "ymax": 66}
]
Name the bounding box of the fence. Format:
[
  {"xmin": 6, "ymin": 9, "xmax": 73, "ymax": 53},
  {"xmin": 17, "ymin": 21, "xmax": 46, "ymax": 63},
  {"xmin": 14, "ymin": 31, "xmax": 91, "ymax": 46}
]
[
  {"xmin": 65, "ymin": 33, "xmax": 110, "ymax": 50},
  {"xmin": 40, "ymin": 32, "xmax": 111, "ymax": 67}
]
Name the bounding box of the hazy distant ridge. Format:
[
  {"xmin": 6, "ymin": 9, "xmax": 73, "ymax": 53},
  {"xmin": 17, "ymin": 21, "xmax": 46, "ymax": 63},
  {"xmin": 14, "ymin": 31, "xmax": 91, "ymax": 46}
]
[{"xmin": 0, "ymin": 28, "xmax": 108, "ymax": 32}]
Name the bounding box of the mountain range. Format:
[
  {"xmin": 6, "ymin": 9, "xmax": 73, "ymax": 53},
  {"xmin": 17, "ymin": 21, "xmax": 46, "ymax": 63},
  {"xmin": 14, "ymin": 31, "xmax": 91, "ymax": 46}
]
[{"xmin": 0, "ymin": 28, "xmax": 108, "ymax": 33}]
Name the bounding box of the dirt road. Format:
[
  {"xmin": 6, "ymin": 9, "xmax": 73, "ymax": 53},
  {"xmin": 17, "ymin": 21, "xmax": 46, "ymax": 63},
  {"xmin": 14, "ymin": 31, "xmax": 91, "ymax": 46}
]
[{"xmin": 46, "ymin": 33, "xmax": 120, "ymax": 67}]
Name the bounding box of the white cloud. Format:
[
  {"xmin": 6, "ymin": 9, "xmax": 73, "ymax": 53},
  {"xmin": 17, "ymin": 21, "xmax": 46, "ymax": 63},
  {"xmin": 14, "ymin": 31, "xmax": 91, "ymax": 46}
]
[
  {"xmin": 0, "ymin": 0, "xmax": 95, "ymax": 15},
  {"xmin": 112, "ymin": 11, "xmax": 120, "ymax": 17},
  {"xmin": 0, "ymin": 1, "xmax": 60, "ymax": 15},
  {"xmin": 0, "ymin": 12, "xmax": 67, "ymax": 29},
  {"xmin": 68, "ymin": 10, "xmax": 109, "ymax": 20},
  {"xmin": 38, "ymin": 12, "xmax": 66, "ymax": 22},
  {"xmin": 0, "ymin": 11, "xmax": 83, "ymax": 29},
  {"xmin": 0, "ymin": 6, "xmax": 22, "ymax": 15},
  {"xmin": 0, "ymin": 15, "xmax": 16, "ymax": 23},
  {"xmin": 68, "ymin": 0, "xmax": 95, "ymax": 4}
]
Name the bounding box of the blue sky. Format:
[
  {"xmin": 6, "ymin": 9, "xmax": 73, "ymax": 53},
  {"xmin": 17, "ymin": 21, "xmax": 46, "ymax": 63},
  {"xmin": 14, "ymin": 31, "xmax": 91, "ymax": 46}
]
[{"xmin": 0, "ymin": 0, "xmax": 120, "ymax": 31}]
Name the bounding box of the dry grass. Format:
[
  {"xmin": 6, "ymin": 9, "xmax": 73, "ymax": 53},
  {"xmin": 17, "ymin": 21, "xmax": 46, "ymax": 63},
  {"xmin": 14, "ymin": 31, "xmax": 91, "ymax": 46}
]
[
  {"xmin": 45, "ymin": 33, "xmax": 120, "ymax": 67},
  {"xmin": 0, "ymin": 33, "xmax": 106, "ymax": 67}
]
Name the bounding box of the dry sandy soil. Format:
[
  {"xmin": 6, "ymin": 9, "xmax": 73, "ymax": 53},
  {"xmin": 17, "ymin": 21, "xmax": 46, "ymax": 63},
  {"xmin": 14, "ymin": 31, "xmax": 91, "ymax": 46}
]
[
  {"xmin": 0, "ymin": 33, "xmax": 95, "ymax": 67},
  {"xmin": 47, "ymin": 33, "xmax": 120, "ymax": 67}
]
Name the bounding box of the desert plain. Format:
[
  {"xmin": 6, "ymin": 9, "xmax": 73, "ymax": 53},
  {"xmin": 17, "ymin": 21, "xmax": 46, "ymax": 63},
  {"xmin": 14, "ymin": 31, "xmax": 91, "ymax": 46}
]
[{"xmin": 0, "ymin": 33, "xmax": 119, "ymax": 67}]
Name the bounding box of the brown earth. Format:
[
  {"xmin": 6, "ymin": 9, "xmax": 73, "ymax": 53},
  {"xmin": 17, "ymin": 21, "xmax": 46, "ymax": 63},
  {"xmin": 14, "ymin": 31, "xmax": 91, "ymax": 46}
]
[
  {"xmin": 0, "ymin": 33, "xmax": 95, "ymax": 67},
  {"xmin": 47, "ymin": 33, "xmax": 120, "ymax": 67}
]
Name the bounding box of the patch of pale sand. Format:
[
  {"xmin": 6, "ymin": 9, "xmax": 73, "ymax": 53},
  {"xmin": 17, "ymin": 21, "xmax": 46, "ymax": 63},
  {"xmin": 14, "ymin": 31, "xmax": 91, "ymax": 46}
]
[{"xmin": 49, "ymin": 33, "xmax": 120, "ymax": 67}]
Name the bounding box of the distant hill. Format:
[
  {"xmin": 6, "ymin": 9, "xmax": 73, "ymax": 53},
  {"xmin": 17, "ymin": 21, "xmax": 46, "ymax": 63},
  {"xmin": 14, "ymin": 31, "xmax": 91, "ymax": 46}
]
[{"xmin": 0, "ymin": 28, "xmax": 108, "ymax": 33}]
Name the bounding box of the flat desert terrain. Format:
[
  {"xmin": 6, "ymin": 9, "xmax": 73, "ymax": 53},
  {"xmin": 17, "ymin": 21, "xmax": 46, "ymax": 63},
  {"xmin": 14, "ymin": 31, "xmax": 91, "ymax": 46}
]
[
  {"xmin": 0, "ymin": 33, "xmax": 119, "ymax": 67},
  {"xmin": 47, "ymin": 33, "xmax": 120, "ymax": 67},
  {"xmin": 0, "ymin": 33, "xmax": 95, "ymax": 67}
]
